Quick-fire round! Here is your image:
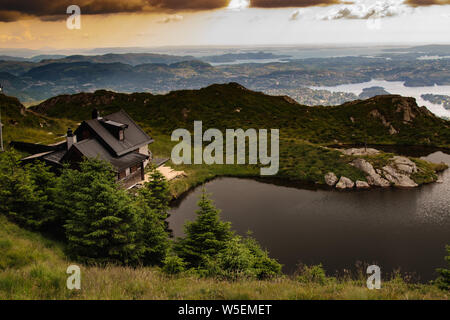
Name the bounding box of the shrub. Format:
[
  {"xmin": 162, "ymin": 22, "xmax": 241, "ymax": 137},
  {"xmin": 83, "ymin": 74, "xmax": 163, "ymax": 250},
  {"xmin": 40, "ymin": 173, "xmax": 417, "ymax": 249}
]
[
  {"xmin": 297, "ymin": 264, "xmax": 331, "ymax": 285},
  {"xmin": 435, "ymin": 245, "xmax": 450, "ymax": 291},
  {"xmin": 202, "ymin": 235, "xmax": 282, "ymax": 280},
  {"xmin": 243, "ymin": 235, "xmax": 282, "ymax": 280},
  {"xmin": 208, "ymin": 236, "xmax": 255, "ymax": 280},
  {"xmin": 162, "ymin": 254, "xmax": 186, "ymax": 275}
]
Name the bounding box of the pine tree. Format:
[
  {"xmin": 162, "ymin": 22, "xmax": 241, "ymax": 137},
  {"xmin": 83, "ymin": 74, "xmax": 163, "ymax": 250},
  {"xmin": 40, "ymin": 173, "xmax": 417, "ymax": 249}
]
[
  {"xmin": 26, "ymin": 161, "xmax": 59, "ymax": 231},
  {"xmin": 139, "ymin": 166, "xmax": 171, "ymax": 221},
  {"xmin": 175, "ymin": 188, "xmax": 233, "ymax": 268},
  {"xmin": 0, "ymin": 151, "xmax": 51, "ymax": 230},
  {"xmin": 134, "ymin": 195, "xmax": 170, "ymax": 266},
  {"xmin": 61, "ymin": 159, "xmax": 141, "ymax": 265}
]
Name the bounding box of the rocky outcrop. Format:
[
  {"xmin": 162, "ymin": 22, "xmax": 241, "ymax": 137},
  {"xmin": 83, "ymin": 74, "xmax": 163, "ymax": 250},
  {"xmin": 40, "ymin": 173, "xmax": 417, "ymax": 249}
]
[
  {"xmin": 369, "ymin": 109, "xmax": 398, "ymax": 135},
  {"xmin": 336, "ymin": 176, "xmax": 355, "ymax": 190},
  {"xmin": 392, "ymin": 156, "xmax": 417, "ymax": 174},
  {"xmin": 356, "ymin": 180, "xmax": 370, "ymax": 189},
  {"xmin": 351, "ymin": 158, "xmax": 390, "ymax": 187},
  {"xmin": 382, "ymin": 165, "xmax": 418, "ymax": 188},
  {"xmin": 394, "ymin": 97, "xmax": 416, "ymax": 123},
  {"xmin": 324, "ymin": 172, "xmax": 338, "ymax": 186},
  {"xmin": 342, "ymin": 148, "xmax": 380, "ymax": 156}
]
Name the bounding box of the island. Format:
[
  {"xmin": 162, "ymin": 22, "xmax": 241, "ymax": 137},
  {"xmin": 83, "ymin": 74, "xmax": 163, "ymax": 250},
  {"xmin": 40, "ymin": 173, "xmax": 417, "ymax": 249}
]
[{"xmin": 421, "ymin": 94, "xmax": 450, "ymax": 110}]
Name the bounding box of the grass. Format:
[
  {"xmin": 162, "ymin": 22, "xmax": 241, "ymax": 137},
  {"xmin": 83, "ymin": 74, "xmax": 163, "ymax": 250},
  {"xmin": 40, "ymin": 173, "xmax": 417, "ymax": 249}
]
[{"xmin": 150, "ymin": 133, "xmax": 445, "ymax": 198}]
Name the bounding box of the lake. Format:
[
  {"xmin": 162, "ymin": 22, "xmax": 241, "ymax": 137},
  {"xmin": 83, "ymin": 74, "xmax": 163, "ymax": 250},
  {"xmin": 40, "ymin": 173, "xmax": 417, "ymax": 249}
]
[
  {"xmin": 310, "ymin": 79, "xmax": 450, "ymax": 118},
  {"xmin": 169, "ymin": 150, "xmax": 450, "ymax": 282}
]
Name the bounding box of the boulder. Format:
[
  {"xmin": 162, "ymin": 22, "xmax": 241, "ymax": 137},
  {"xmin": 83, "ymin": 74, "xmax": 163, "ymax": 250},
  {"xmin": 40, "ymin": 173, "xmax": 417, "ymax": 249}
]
[
  {"xmin": 356, "ymin": 180, "xmax": 370, "ymax": 189},
  {"xmin": 342, "ymin": 148, "xmax": 380, "ymax": 156},
  {"xmin": 351, "ymin": 158, "xmax": 390, "ymax": 187},
  {"xmin": 382, "ymin": 165, "xmax": 418, "ymax": 188},
  {"xmin": 336, "ymin": 176, "xmax": 355, "ymax": 190},
  {"xmin": 392, "ymin": 156, "xmax": 417, "ymax": 174},
  {"xmin": 324, "ymin": 172, "xmax": 338, "ymax": 186}
]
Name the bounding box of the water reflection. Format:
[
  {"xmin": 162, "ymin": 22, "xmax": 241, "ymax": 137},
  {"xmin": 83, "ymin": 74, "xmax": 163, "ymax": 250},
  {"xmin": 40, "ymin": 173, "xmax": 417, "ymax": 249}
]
[{"xmin": 168, "ymin": 151, "xmax": 450, "ymax": 281}]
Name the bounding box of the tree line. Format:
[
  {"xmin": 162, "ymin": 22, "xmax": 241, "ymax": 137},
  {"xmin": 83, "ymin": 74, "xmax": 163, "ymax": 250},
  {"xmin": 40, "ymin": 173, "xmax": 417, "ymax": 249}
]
[{"xmin": 0, "ymin": 150, "xmax": 282, "ymax": 280}]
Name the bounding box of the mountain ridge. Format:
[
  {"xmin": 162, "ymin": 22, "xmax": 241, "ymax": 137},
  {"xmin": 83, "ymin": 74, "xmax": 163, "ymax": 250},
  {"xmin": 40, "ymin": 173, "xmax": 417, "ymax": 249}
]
[{"xmin": 28, "ymin": 83, "xmax": 450, "ymax": 147}]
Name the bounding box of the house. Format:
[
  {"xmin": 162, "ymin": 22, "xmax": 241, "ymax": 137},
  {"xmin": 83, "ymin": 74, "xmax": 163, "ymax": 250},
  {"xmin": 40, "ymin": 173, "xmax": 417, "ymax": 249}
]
[{"xmin": 21, "ymin": 109, "xmax": 154, "ymax": 188}]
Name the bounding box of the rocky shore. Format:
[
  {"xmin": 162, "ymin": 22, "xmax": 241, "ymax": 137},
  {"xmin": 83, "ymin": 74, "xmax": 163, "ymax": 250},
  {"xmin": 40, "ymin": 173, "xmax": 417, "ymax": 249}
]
[{"xmin": 324, "ymin": 148, "xmax": 446, "ymax": 190}]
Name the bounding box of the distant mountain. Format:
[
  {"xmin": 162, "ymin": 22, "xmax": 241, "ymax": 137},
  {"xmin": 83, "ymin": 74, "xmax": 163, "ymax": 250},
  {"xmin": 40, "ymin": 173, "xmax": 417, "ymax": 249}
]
[
  {"xmin": 30, "ymin": 83, "xmax": 450, "ymax": 147},
  {"xmin": 359, "ymin": 87, "xmax": 391, "ymax": 100},
  {"xmin": 39, "ymin": 53, "xmax": 196, "ymax": 66},
  {"xmin": 1, "ymin": 52, "xmax": 450, "ymax": 103},
  {"xmin": 201, "ymin": 52, "xmax": 290, "ymax": 63}
]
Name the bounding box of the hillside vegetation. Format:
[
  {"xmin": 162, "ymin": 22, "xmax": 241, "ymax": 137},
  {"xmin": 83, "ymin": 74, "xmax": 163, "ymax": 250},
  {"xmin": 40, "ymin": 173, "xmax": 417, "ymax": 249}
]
[
  {"xmin": 1, "ymin": 84, "xmax": 448, "ymax": 197},
  {"xmin": 1, "ymin": 216, "xmax": 448, "ymax": 300},
  {"xmin": 1, "ymin": 85, "xmax": 450, "ymax": 299},
  {"xmin": 0, "ymin": 94, "xmax": 76, "ymax": 145},
  {"xmin": 21, "ymin": 83, "xmax": 449, "ymax": 196},
  {"xmin": 30, "ymin": 83, "xmax": 450, "ymax": 147}
]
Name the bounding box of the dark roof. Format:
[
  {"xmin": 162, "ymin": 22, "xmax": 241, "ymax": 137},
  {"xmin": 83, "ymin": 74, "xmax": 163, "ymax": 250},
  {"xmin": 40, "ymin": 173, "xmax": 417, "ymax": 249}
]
[
  {"xmin": 77, "ymin": 109, "xmax": 153, "ymax": 157},
  {"xmin": 73, "ymin": 139, "xmax": 148, "ymax": 171},
  {"xmin": 100, "ymin": 119, "xmax": 128, "ymax": 129},
  {"xmin": 21, "ymin": 109, "xmax": 151, "ymax": 172},
  {"xmin": 42, "ymin": 150, "xmax": 66, "ymax": 165}
]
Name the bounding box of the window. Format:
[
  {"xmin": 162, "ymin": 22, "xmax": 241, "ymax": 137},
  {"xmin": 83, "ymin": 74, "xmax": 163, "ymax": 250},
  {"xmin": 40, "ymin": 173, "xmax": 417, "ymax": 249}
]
[
  {"xmin": 125, "ymin": 168, "xmax": 130, "ymax": 176},
  {"xmin": 119, "ymin": 129, "xmax": 124, "ymax": 141}
]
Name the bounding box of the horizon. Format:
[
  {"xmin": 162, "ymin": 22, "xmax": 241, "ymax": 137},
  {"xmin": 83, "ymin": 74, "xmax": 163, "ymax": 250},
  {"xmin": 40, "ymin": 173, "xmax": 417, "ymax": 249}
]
[{"xmin": 1, "ymin": 1, "xmax": 450, "ymax": 50}]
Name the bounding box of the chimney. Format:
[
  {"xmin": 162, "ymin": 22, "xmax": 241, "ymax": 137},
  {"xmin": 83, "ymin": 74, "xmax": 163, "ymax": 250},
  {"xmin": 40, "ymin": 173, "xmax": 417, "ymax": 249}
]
[
  {"xmin": 92, "ymin": 108, "xmax": 99, "ymax": 119},
  {"xmin": 67, "ymin": 128, "xmax": 77, "ymax": 150}
]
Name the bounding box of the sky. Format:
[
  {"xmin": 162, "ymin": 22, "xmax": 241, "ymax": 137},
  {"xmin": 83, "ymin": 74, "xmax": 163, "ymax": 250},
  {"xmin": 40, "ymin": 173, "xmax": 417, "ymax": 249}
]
[{"xmin": 0, "ymin": 0, "xmax": 449, "ymax": 49}]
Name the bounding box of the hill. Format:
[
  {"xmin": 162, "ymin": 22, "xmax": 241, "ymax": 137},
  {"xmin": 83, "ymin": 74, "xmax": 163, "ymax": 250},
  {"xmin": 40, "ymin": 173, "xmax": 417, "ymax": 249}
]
[
  {"xmin": 8, "ymin": 83, "xmax": 442, "ymax": 196},
  {"xmin": 0, "ymin": 93, "xmax": 76, "ymax": 145},
  {"xmin": 31, "ymin": 83, "xmax": 450, "ymax": 147}
]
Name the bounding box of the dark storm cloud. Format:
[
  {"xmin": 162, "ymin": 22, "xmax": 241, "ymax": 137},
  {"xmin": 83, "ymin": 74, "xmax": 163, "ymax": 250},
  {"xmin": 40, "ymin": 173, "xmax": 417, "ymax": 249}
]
[
  {"xmin": 249, "ymin": 0, "xmax": 341, "ymax": 8},
  {"xmin": 405, "ymin": 0, "xmax": 450, "ymax": 6},
  {"xmin": 2, "ymin": 0, "xmax": 449, "ymax": 22},
  {"xmin": 0, "ymin": 0, "xmax": 230, "ymax": 22}
]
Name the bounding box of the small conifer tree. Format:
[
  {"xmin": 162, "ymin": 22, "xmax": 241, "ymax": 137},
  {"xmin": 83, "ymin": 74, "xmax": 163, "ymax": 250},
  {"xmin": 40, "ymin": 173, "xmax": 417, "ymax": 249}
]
[{"xmin": 175, "ymin": 188, "xmax": 233, "ymax": 268}]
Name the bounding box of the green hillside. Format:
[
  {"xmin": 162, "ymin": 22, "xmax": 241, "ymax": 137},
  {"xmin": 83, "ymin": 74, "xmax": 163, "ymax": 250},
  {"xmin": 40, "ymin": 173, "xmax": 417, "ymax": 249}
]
[
  {"xmin": 31, "ymin": 83, "xmax": 450, "ymax": 147},
  {"xmin": 22, "ymin": 83, "xmax": 449, "ymax": 196},
  {"xmin": 0, "ymin": 93, "xmax": 76, "ymax": 145}
]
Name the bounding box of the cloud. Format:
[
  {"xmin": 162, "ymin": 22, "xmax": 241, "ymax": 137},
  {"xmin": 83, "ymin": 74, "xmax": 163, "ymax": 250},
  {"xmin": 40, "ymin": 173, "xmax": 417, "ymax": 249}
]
[
  {"xmin": 157, "ymin": 14, "xmax": 184, "ymax": 23},
  {"xmin": 405, "ymin": 0, "xmax": 450, "ymax": 6},
  {"xmin": 250, "ymin": 0, "xmax": 340, "ymax": 8},
  {"xmin": 0, "ymin": 10, "xmax": 30, "ymax": 22},
  {"xmin": 0, "ymin": 0, "xmax": 230, "ymax": 22},
  {"xmin": 228, "ymin": 0, "xmax": 250, "ymax": 10},
  {"xmin": 1, "ymin": 0, "xmax": 448, "ymax": 22},
  {"xmin": 320, "ymin": 0, "xmax": 411, "ymax": 20}
]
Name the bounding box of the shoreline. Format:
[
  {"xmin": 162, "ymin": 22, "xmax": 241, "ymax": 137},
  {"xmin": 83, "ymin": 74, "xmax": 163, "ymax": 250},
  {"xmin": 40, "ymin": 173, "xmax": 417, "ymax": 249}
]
[{"xmin": 168, "ymin": 144, "xmax": 450, "ymax": 202}]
